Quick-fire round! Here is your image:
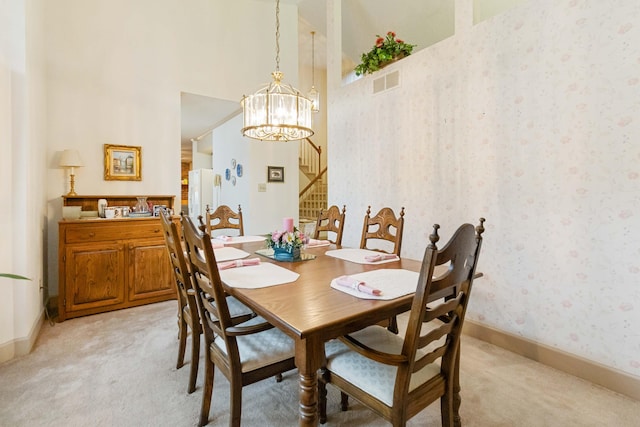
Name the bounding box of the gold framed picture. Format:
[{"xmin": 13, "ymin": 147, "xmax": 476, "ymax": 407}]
[{"xmin": 104, "ymin": 144, "xmax": 142, "ymax": 181}]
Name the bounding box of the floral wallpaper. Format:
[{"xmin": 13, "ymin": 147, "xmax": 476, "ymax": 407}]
[{"xmin": 328, "ymin": 0, "xmax": 639, "ymax": 377}]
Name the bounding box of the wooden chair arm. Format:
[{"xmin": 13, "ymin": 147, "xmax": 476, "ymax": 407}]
[
  {"xmin": 226, "ymin": 321, "xmax": 274, "ymax": 336},
  {"xmin": 227, "ymin": 313, "xmax": 257, "ymax": 327},
  {"xmin": 339, "ymin": 334, "xmax": 408, "ymax": 366}
]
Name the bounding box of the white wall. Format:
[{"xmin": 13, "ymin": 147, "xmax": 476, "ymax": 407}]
[
  {"xmin": 212, "ymin": 114, "xmax": 299, "ymax": 235},
  {"xmin": 192, "ymin": 135, "xmax": 213, "ymax": 170},
  {"xmin": 1, "ymin": 0, "xmax": 47, "ymax": 362},
  {"xmin": 43, "ymin": 0, "xmax": 301, "ymax": 297},
  {"xmin": 0, "ymin": 0, "xmax": 24, "ymax": 361},
  {"xmin": 328, "ymin": 0, "xmax": 640, "ymax": 377}
]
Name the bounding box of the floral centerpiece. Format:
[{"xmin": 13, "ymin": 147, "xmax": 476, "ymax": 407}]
[
  {"xmin": 354, "ymin": 31, "xmax": 416, "ymax": 76},
  {"xmin": 267, "ymin": 227, "xmax": 307, "ymax": 261}
]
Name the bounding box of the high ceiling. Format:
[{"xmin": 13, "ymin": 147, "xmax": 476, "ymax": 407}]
[
  {"xmin": 180, "ymin": 0, "xmax": 330, "ymax": 162},
  {"xmin": 180, "ymin": 0, "xmax": 449, "ymax": 161},
  {"xmin": 180, "ymin": 94, "xmax": 241, "ymax": 162},
  {"xmin": 180, "ymin": 0, "xmax": 521, "ymax": 162}
]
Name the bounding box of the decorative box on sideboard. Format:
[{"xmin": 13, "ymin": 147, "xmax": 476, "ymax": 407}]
[{"xmin": 58, "ymin": 195, "xmax": 177, "ymax": 321}]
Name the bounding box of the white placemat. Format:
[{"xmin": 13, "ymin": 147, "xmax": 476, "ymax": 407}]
[
  {"xmin": 330, "ymin": 269, "xmax": 419, "ymax": 300},
  {"xmin": 213, "ymin": 246, "xmax": 250, "ymax": 262},
  {"xmin": 325, "ymin": 248, "xmax": 400, "ymax": 264},
  {"xmin": 213, "ymin": 235, "xmax": 267, "ymax": 245},
  {"xmin": 220, "ymin": 263, "xmax": 300, "ymax": 289}
]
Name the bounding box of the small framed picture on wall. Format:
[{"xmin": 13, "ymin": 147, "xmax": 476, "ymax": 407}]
[
  {"xmin": 267, "ymin": 166, "xmax": 284, "ymax": 183},
  {"xmin": 104, "ymin": 144, "xmax": 142, "ymax": 181}
]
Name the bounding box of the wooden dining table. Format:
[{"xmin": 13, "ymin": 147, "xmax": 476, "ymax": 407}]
[{"xmin": 222, "ymin": 241, "xmax": 468, "ymax": 426}]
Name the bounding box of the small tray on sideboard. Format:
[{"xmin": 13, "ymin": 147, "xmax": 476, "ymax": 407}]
[{"xmin": 128, "ymin": 212, "xmax": 153, "ymax": 218}]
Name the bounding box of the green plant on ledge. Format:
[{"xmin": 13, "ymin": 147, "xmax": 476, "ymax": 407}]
[
  {"xmin": 0, "ymin": 273, "xmax": 30, "ymax": 280},
  {"xmin": 354, "ymin": 31, "xmax": 416, "ymax": 76}
]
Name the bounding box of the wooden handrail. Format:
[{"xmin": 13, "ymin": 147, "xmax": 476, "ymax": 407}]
[
  {"xmin": 304, "ymin": 137, "xmax": 322, "ymax": 175},
  {"xmin": 299, "ymin": 167, "xmax": 327, "ymax": 198},
  {"xmin": 299, "ymin": 137, "xmax": 326, "ymax": 218}
]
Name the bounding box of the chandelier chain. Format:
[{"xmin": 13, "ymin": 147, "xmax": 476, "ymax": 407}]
[
  {"xmin": 311, "ymin": 31, "xmax": 315, "ymax": 85},
  {"xmin": 240, "ymin": 0, "xmax": 314, "ymax": 141},
  {"xmin": 275, "ymin": 0, "xmax": 280, "ymax": 71}
]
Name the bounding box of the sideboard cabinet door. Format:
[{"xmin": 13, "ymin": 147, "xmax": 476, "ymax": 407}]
[
  {"xmin": 64, "ymin": 243, "xmax": 126, "ymax": 314},
  {"xmin": 128, "ymin": 238, "xmax": 174, "ymax": 302}
]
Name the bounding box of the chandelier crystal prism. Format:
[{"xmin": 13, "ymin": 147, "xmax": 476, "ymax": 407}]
[{"xmin": 241, "ymin": 0, "xmax": 314, "ymax": 141}]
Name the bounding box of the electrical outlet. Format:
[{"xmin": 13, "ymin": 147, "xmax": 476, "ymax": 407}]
[{"xmin": 258, "ymin": 183, "xmax": 267, "ymax": 192}]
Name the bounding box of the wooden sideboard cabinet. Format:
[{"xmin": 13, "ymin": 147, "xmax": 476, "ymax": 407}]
[{"xmin": 58, "ymin": 195, "xmax": 177, "ymax": 321}]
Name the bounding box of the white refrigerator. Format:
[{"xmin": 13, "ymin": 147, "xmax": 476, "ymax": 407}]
[{"xmin": 188, "ymin": 169, "xmax": 215, "ymax": 221}]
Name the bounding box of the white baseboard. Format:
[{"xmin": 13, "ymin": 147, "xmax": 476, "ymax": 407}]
[
  {"xmin": 0, "ymin": 309, "xmax": 44, "ymax": 364},
  {"xmin": 463, "ymin": 319, "xmax": 640, "ymax": 401}
]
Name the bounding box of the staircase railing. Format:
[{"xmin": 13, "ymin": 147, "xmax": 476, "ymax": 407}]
[
  {"xmin": 299, "ymin": 137, "xmax": 321, "ymax": 176},
  {"xmin": 299, "ymin": 167, "xmax": 327, "ymax": 198},
  {"xmin": 299, "ymin": 137, "xmax": 326, "ymax": 219},
  {"xmin": 299, "ymin": 166, "xmax": 327, "ymax": 219}
]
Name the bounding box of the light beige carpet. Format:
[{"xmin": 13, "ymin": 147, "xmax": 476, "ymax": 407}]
[{"xmin": 0, "ymin": 301, "xmax": 638, "ymax": 426}]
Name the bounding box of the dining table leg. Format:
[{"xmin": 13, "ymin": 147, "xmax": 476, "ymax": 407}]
[{"xmin": 295, "ymin": 336, "xmax": 323, "ymax": 426}]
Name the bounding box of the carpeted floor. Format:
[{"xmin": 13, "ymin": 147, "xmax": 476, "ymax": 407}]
[{"xmin": 0, "ymin": 301, "xmax": 638, "ymax": 427}]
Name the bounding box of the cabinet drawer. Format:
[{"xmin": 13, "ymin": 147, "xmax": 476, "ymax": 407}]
[{"xmin": 64, "ymin": 221, "xmax": 163, "ymax": 243}]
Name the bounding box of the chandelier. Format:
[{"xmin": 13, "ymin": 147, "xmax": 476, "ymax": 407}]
[
  {"xmin": 308, "ymin": 31, "xmax": 319, "ymax": 113},
  {"xmin": 241, "ymin": 0, "xmax": 314, "ymax": 141}
]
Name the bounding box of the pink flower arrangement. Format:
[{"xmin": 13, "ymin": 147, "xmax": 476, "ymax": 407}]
[{"xmin": 267, "ymin": 227, "xmax": 307, "ymax": 251}]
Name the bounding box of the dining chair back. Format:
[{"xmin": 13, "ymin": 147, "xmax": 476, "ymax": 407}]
[
  {"xmin": 360, "ymin": 206, "xmax": 405, "ymax": 256},
  {"xmin": 360, "ymin": 205, "xmax": 406, "ymax": 333},
  {"xmin": 181, "ymin": 215, "xmax": 296, "ymax": 427},
  {"xmin": 205, "ymin": 204, "xmax": 244, "ymax": 236},
  {"xmin": 313, "ymin": 205, "xmax": 346, "ymax": 245},
  {"xmin": 320, "ymin": 218, "xmax": 486, "ymax": 427},
  {"xmin": 160, "ymin": 210, "xmax": 201, "ymax": 394}
]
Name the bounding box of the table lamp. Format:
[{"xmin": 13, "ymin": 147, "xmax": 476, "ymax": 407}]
[{"xmin": 59, "ymin": 149, "xmax": 84, "ymax": 196}]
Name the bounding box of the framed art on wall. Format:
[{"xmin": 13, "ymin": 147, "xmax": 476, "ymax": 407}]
[
  {"xmin": 267, "ymin": 166, "xmax": 284, "ymax": 183},
  {"xmin": 104, "ymin": 144, "xmax": 142, "ymax": 181}
]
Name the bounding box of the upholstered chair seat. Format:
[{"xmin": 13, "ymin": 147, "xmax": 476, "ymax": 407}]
[
  {"xmin": 213, "ymin": 316, "xmax": 295, "ymax": 373},
  {"xmin": 324, "ymin": 325, "xmax": 441, "ymax": 406}
]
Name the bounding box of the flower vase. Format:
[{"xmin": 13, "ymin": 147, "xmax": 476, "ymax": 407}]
[
  {"xmin": 273, "ymin": 246, "xmax": 301, "ymax": 261},
  {"xmin": 135, "ymin": 196, "xmax": 149, "ymax": 213}
]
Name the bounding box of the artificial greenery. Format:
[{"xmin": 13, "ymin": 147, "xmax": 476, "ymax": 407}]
[
  {"xmin": 354, "ymin": 31, "xmax": 416, "ymax": 76},
  {"xmin": 0, "ymin": 273, "xmax": 30, "ymax": 280}
]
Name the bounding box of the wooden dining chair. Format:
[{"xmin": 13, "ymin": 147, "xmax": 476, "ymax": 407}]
[
  {"xmin": 160, "ymin": 211, "xmax": 254, "ymax": 395},
  {"xmin": 360, "ymin": 206, "xmax": 406, "ymax": 333},
  {"xmin": 313, "ymin": 204, "xmax": 346, "ymax": 245},
  {"xmin": 319, "ymin": 219, "xmax": 486, "ymax": 427},
  {"xmin": 360, "ymin": 205, "xmax": 405, "ymax": 256},
  {"xmin": 205, "ymin": 204, "xmax": 244, "ymax": 236},
  {"xmin": 181, "ymin": 215, "xmax": 296, "ymax": 427},
  {"xmin": 160, "ymin": 210, "xmax": 203, "ymax": 394},
  {"xmin": 196, "ymin": 213, "xmax": 286, "ymax": 385}
]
